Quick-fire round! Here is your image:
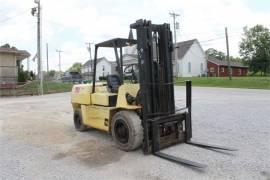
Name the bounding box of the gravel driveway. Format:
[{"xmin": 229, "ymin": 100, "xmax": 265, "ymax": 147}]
[{"xmin": 1, "ymin": 87, "xmax": 270, "ymax": 180}]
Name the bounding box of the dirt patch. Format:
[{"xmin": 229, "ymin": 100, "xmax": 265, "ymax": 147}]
[
  {"xmin": 2, "ymin": 113, "xmax": 76, "ymax": 147},
  {"xmin": 53, "ymin": 140, "xmax": 124, "ymax": 167},
  {"xmin": 2, "ymin": 111, "xmax": 124, "ymax": 167}
]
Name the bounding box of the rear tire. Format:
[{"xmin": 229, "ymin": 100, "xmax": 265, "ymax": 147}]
[
  {"xmin": 111, "ymin": 111, "xmax": 143, "ymax": 151},
  {"xmin": 74, "ymin": 109, "xmax": 88, "ymax": 132}
]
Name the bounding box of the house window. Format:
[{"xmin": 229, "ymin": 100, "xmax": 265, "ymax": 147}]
[
  {"xmin": 238, "ymin": 69, "xmax": 241, "ymax": 75},
  {"xmin": 188, "ymin": 62, "xmax": 191, "ymax": 73},
  {"xmin": 210, "ymin": 67, "xmax": 215, "ymax": 73},
  {"xmin": 200, "ymin": 63, "xmax": 203, "ymax": 73},
  {"xmin": 102, "ymin": 65, "xmax": 105, "ymax": 71},
  {"xmin": 221, "ymin": 67, "xmax": 224, "ymax": 73}
]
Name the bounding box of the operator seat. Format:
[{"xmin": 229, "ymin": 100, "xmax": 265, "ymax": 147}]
[{"xmin": 107, "ymin": 75, "xmax": 121, "ymax": 93}]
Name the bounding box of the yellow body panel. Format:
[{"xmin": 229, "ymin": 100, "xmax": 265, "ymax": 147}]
[
  {"xmin": 91, "ymin": 92, "xmax": 117, "ymax": 106},
  {"xmin": 71, "ymin": 84, "xmax": 91, "ymax": 105},
  {"xmin": 71, "ymin": 83, "xmax": 141, "ymax": 132},
  {"xmin": 71, "ymin": 83, "xmax": 107, "ymax": 105},
  {"xmin": 116, "ymin": 84, "xmax": 141, "ymax": 109},
  {"xmin": 81, "ymin": 105, "xmax": 117, "ymax": 132}
]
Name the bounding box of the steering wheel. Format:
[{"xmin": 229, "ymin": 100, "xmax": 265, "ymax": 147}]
[{"xmin": 124, "ymin": 64, "xmax": 138, "ymax": 83}]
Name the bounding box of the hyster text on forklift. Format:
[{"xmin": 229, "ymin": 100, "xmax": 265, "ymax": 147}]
[{"xmin": 71, "ymin": 19, "xmax": 237, "ymax": 169}]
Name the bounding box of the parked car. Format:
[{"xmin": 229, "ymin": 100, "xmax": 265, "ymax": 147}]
[{"xmin": 61, "ymin": 71, "xmax": 82, "ymax": 83}]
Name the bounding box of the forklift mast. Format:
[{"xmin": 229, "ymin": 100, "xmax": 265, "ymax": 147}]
[
  {"xmin": 131, "ymin": 20, "xmax": 189, "ymax": 153},
  {"xmin": 131, "ymin": 20, "xmax": 235, "ymax": 167},
  {"xmin": 131, "ymin": 20, "xmax": 175, "ymax": 117}
]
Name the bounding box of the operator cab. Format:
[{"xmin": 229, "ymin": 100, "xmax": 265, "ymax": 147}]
[{"xmin": 90, "ymin": 38, "xmax": 138, "ymax": 107}]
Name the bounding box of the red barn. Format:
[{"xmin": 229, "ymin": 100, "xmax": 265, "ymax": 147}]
[{"xmin": 207, "ymin": 57, "xmax": 248, "ymax": 77}]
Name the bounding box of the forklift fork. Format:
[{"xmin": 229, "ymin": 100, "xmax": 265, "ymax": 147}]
[{"xmin": 151, "ymin": 81, "xmax": 237, "ymax": 169}]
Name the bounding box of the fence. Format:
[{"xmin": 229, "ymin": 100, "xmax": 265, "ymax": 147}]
[{"xmin": 0, "ymin": 81, "xmax": 39, "ymax": 96}]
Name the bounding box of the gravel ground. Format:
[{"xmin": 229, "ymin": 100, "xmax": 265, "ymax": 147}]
[{"xmin": 0, "ymin": 87, "xmax": 270, "ymax": 180}]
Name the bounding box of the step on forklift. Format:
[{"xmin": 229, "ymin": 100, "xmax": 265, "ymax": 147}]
[{"xmin": 71, "ymin": 19, "xmax": 236, "ymax": 169}]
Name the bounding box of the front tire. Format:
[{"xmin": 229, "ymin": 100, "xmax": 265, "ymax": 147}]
[
  {"xmin": 111, "ymin": 111, "xmax": 143, "ymax": 151},
  {"xmin": 74, "ymin": 109, "xmax": 88, "ymax": 132}
]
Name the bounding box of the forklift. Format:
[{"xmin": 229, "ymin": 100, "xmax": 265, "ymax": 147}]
[{"xmin": 71, "ymin": 19, "xmax": 236, "ymax": 168}]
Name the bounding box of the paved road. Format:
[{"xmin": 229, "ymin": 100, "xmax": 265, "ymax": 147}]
[{"xmin": 1, "ymin": 87, "xmax": 270, "ymax": 180}]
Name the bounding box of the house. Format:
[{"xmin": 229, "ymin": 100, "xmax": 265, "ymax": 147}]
[
  {"xmin": 173, "ymin": 39, "xmax": 206, "ymax": 77},
  {"xmin": 123, "ymin": 39, "xmax": 207, "ymax": 77},
  {"xmin": 207, "ymin": 57, "xmax": 248, "ymax": 77},
  {"xmin": 0, "ymin": 44, "xmax": 30, "ymax": 85},
  {"xmin": 81, "ymin": 57, "xmax": 113, "ymax": 80},
  {"xmin": 122, "ymin": 54, "xmax": 138, "ymax": 66}
]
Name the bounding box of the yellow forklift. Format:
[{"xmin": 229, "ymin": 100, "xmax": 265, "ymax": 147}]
[{"xmin": 71, "ymin": 19, "xmax": 236, "ymax": 168}]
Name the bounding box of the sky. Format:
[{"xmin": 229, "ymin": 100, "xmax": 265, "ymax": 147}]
[{"xmin": 0, "ymin": 0, "xmax": 269, "ymax": 72}]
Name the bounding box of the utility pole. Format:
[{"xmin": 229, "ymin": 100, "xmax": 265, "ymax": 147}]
[
  {"xmin": 46, "ymin": 43, "xmax": 49, "ymax": 72},
  {"xmin": 169, "ymin": 12, "xmax": 180, "ymax": 77},
  {"xmin": 32, "ymin": 0, "xmax": 43, "ymax": 95},
  {"xmin": 56, "ymin": 49, "xmax": 63, "ymax": 73},
  {"xmin": 86, "ymin": 42, "xmax": 94, "ymax": 80},
  {"xmin": 85, "ymin": 42, "xmax": 94, "ymax": 70},
  {"xmin": 225, "ymin": 27, "xmax": 232, "ymax": 80},
  {"xmin": 169, "ymin": 12, "xmax": 180, "ymax": 44}
]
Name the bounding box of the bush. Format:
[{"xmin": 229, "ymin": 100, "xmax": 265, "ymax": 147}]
[
  {"xmin": 99, "ymin": 76, "xmax": 107, "ymax": 81},
  {"xmin": 18, "ymin": 70, "xmax": 28, "ymax": 82},
  {"xmin": 17, "ymin": 65, "xmax": 35, "ymax": 82}
]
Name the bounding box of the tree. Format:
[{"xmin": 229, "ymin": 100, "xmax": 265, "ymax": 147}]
[
  {"xmin": 205, "ymin": 48, "xmax": 226, "ymax": 60},
  {"xmin": 206, "ymin": 48, "xmax": 244, "ymax": 64},
  {"xmin": 239, "ymin": 25, "xmax": 270, "ymax": 76},
  {"xmin": 69, "ymin": 62, "xmax": 82, "ymax": 72},
  {"xmin": 48, "ymin": 70, "xmax": 56, "ymax": 77},
  {"xmin": 29, "ymin": 71, "xmax": 36, "ymax": 80},
  {"xmin": 18, "ymin": 65, "xmax": 29, "ymax": 82}
]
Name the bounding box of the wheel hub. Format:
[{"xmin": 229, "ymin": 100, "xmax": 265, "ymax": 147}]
[{"xmin": 114, "ymin": 119, "xmax": 129, "ymax": 144}]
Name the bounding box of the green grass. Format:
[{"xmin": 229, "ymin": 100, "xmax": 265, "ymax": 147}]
[
  {"xmin": 16, "ymin": 77, "xmax": 270, "ymax": 96},
  {"xmin": 19, "ymin": 81, "xmax": 73, "ymax": 95},
  {"xmin": 174, "ymin": 76, "xmax": 270, "ymax": 90}
]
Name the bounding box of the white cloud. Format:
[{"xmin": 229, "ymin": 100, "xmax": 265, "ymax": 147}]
[{"xmin": 0, "ymin": 0, "xmax": 269, "ymax": 72}]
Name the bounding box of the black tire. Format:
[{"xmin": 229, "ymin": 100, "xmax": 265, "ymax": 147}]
[
  {"xmin": 111, "ymin": 111, "xmax": 143, "ymax": 151},
  {"xmin": 73, "ymin": 109, "xmax": 88, "ymax": 132}
]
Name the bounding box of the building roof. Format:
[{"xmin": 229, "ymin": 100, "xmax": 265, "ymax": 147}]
[
  {"xmin": 208, "ymin": 57, "xmax": 248, "ymax": 68},
  {"xmin": 122, "ymin": 54, "xmax": 138, "ymax": 65},
  {"xmin": 83, "ymin": 57, "xmax": 109, "ymax": 67},
  {"xmin": 174, "ymin": 39, "xmax": 197, "ymax": 59},
  {"xmin": 0, "ymin": 44, "xmax": 30, "ymax": 61}
]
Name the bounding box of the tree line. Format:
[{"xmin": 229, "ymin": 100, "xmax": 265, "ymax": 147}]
[{"xmin": 206, "ymin": 24, "xmax": 270, "ymax": 76}]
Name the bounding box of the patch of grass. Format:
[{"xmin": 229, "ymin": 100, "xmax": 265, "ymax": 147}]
[
  {"xmin": 19, "ymin": 81, "xmax": 73, "ymax": 95},
  {"xmin": 174, "ymin": 76, "xmax": 270, "ymax": 90}
]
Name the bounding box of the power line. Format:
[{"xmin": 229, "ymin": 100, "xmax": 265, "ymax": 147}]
[
  {"xmin": 0, "ymin": 10, "xmax": 29, "ymax": 24},
  {"xmin": 181, "ymin": 31, "xmax": 242, "ymax": 43}
]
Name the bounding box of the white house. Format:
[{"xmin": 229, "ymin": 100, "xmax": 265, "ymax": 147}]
[
  {"xmin": 124, "ymin": 39, "xmax": 206, "ymax": 77},
  {"xmin": 173, "ymin": 39, "xmax": 206, "ymax": 77},
  {"xmin": 122, "ymin": 54, "xmax": 137, "ymax": 66},
  {"xmin": 82, "ymin": 57, "xmax": 113, "ymax": 80}
]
